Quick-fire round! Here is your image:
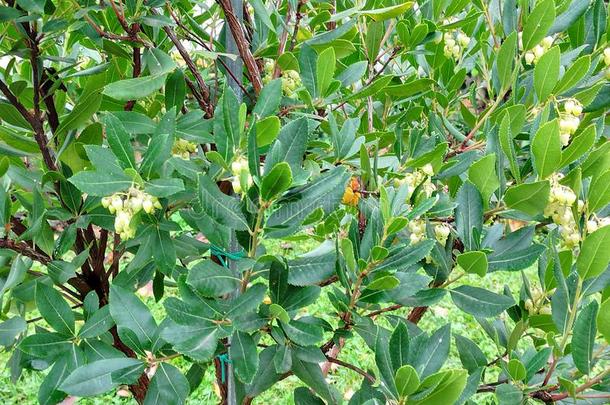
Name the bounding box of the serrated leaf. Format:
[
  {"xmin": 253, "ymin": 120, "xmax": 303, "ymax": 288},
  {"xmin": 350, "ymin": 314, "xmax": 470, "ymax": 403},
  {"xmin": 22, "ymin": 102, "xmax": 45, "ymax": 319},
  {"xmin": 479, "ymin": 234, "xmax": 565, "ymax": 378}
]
[{"xmin": 450, "ymin": 286, "xmax": 514, "ymax": 317}]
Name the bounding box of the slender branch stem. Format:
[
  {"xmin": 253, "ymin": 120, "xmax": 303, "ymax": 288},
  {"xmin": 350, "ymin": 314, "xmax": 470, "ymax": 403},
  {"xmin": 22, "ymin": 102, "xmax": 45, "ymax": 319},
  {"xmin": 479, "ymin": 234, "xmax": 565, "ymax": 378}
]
[{"xmin": 325, "ymin": 355, "xmax": 376, "ymax": 384}]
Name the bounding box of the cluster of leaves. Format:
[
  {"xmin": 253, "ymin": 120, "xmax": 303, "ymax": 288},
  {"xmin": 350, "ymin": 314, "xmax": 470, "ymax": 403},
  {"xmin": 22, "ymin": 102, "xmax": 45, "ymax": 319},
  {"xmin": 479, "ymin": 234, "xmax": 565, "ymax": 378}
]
[{"xmin": 0, "ymin": 0, "xmax": 609, "ymax": 404}]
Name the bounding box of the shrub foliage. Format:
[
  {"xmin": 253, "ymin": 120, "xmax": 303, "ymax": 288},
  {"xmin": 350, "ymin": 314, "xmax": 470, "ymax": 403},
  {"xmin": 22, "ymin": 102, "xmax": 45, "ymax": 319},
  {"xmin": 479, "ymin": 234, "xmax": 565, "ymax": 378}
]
[{"xmin": 0, "ymin": 0, "xmax": 609, "ymax": 404}]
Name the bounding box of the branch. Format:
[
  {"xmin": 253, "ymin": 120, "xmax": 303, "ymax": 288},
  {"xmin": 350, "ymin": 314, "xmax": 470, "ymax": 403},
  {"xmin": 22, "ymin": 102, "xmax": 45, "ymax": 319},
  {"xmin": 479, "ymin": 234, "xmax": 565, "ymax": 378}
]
[
  {"xmin": 216, "ymin": 0, "xmax": 263, "ymax": 94},
  {"xmin": 150, "ymin": 9, "xmax": 213, "ymax": 117},
  {"xmin": 0, "ymin": 238, "xmax": 51, "ymax": 264},
  {"xmin": 325, "ymin": 355, "xmax": 376, "ymax": 384},
  {"xmin": 166, "ymin": 4, "xmax": 253, "ymax": 102},
  {"xmin": 0, "ymin": 74, "xmax": 57, "ymax": 172}
]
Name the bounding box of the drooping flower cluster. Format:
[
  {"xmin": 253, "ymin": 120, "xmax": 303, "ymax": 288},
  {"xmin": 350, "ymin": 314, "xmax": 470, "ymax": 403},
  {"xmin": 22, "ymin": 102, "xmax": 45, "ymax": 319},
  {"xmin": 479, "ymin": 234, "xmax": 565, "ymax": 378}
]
[
  {"xmin": 394, "ymin": 164, "xmax": 436, "ymax": 200},
  {"xmin": 342, "ymin": 177, "xmax": 361, "ymax": 206},
  {"xmin": 172, "ymin": 138, "xmax": 197, "ymax": 159},
  {"xmin": 262, "ymin": 60, "xmax": 301, "ymax": 97},
  {"xmin": 543, "ymin": 174, "xmax": 579, "ymax": 248},
  {"xmin": 559, "ymin": 99, "xmax": 583, "ymax": 146},
  {"xmin": 521, "ymin": 35, "xmax": 554, "ymax": 65},
  {"xmin": 408, "ymin": 219, "xmax": 451, "ymax": 246},
  {"xmin": 101, "ymin": 187, "xmax": 161, "ymax": 240},
  {"xmin": 230, "ymin": 156, "xmax": 253, "ymax": 194},
  {"xmin": 442, "ymin": 31, "xmax": 470, "ymax": 60}
]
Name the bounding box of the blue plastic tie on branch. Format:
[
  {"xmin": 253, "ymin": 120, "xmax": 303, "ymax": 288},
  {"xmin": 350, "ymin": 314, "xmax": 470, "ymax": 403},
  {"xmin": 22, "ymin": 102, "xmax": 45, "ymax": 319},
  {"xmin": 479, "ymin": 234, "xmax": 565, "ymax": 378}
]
[
  {"xmin": 217, "ymin": 353, "xmax": 232, "ymax": 383},
  {"xmin": 209, "ymin": 244, "xmax": 245, "ymax": 268}
]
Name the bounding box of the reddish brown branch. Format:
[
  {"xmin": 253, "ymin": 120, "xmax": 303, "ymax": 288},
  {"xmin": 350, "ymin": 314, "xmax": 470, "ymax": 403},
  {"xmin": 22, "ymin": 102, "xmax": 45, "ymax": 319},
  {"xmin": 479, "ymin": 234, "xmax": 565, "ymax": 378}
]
[{"xmin": 216, "ymin": 0, "xmax": 263, "ymax": 94}]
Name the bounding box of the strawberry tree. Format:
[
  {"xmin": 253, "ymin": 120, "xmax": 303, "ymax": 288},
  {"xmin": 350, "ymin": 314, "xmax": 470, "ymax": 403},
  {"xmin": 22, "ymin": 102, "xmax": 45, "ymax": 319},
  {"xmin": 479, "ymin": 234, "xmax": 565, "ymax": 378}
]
[{"xmin": 0, "ymin": 0, "xmax": 609, "ymax": 404}]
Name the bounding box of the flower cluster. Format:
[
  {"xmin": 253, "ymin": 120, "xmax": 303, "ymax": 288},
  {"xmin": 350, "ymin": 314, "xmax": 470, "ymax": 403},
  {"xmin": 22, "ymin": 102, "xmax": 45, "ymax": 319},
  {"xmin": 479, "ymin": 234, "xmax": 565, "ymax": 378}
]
[
  {"xmin": 442, "ymin": 31, "xmax": 470, "ymax": 60},
  {"xmin": 559, "ymin": 99, "xmax": 582, "ymax": 146},
  {"xmin": 394, "ymin": 164, "xmax": 436, "ymax": 200},
  {"xmin": 543, "ymin": 174, "xmax": 579, "ymax": 248},
  {"xmin": 342, "ymin": 177, "xmax": 361, "ymax": 206},
  {"xmin": 524, "ymin": 290, "xmax": 551, "ymax": 315},
  {"xmin": 263, "ymin": 60, "xmax": 301, "ymax": 97},
  {"xmin": 604, "ymin": 48, "xmax": 610, "ymax": 80},
  {"xmin": 101, "ymin": 187, "xmax": 161, "ymax": 240},
  {"xmin": 172, "ymin": 138, "xmax": 197, "ymax": 159},
  {"xmin": 586, "ymin": 215, "xmax": 610, "ymax": 234},
  {"xmin": 408, "ymin": 219, "xmax": 451, "ymax": 246},
  {"xmin": 230, "ymin": 156, "xmax": 253, "ymax": 194},
  {"xmin": 521, "ymin": 35, "xmax": 554, "ymax": 65}
]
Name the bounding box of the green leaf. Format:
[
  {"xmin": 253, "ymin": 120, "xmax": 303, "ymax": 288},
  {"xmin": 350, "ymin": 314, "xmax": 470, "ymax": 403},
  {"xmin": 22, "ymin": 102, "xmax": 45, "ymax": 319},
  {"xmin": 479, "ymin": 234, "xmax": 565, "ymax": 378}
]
[
  {"xmin": 267, "ymin": 167, "xmax": 350, "ymax": 237},
  {"xmin": 374, "ymin": 240, "xmax": 435, "ymax": 272},
  {"xmin": 395, "ymin": 365, "xmax": 419, "ymax": 398},
  {"xmin": 273, "ymin": 344, "xmax": 292, "ymax": 374},
  {"xmin": 587, "ymin": 170, "xmax": 610, "ymax": 214},
  {"xmin": 144, "ymin": 363, "xmax": 189, "ymax": 405},
  {"xmin": 150, "ymin": 228, "xmax": 176, "ymax": 275},
  {"xmin": 316, "ymin": 47, "xmax": 335, "ymax": 96},
  {"xmin": 455, "ymin": 182, "xmax": 483, "ymax": 251},
  {"xmin": 282, "ymin": 320, "xmax": 324, "ymax": 346},
  {"xmin": 368, "ymin": 275, "xmax": 400, "ymax": 290},
  {"xmin": 69, "ymin": 170, "xmax": 132, "ymax": 196},
  {"xmin": 410, "ymin": 324, "xmax": 451, "ymax": 379},
  {"xmin": 186, "ymin": 260, "xmax": 239, "ymax": 297},
  {"xmin": 572, "ymin": 300, "xmax": 598, "ymax": 374},
  {"xmin": 504, "ymin": 181, "xmax": 550, "ymax": 216},
  {"xmin": 36, "ymin": 283, "xmax": 75, "ymax": 336},
  {"xmin": 145, "ymin": 48, "xmax": 176, "ymax": 75},
  {"xmin": 269, "ymin": 304, "xmax": 290, "ymax": 323},
  {"xmin": 103, "ymin": 74, "xmax": 167, "ymax": 101},
  {"xmin": 60, "ymin": 358, "xmax": 145, "ymax": 397},
  {"xmin": 255, "ymin": 116, "xmax": 280, "ymax": 147},
  {"xmin": 109, "ymin": 285, "xmax": 157, "ymax": 350},
  {"xmin": 560, "ymin": 124, "xmax": 596, "ymax": 167},
  {"xmin": 145, "ymin": 178, "xmax": 185, "ymax": 197},
  {"xmin": 531, "ymin": 119, "xmax": 561, "ymax": 179},
  {"xmin": 522, "ymin": 0, "xmax": 556, "ymax": 50},
  {"xmin": 0, "ymin": 316, "xmax": 26, "ymax": 346},
  {"xmin": 261, "ymin": 162, "xmax": 292, "ymax": 202},
  {"xmin": 506, "ymin": 359, "xmax": 526, "ymax": 381},
  {"xmin": 554, "ymin": 55, "xmax": 591, "ymax": 95},
  {"xmin": 455, "ymin": 335, "xmax": 487, "ymax": 373},
  {"xmin": 197, "ymin": 174, "xmax": 249, "ymax": 231},
  {"xmin": 79, "ymin": 306, "xmax": 114, "ymax": 339},
  {"xmin": 230, "ymin": 331, "xmax": 259, "ymax": 384},
  {"xmin": 409, "ymin": 369, "xmax": 468, "ymax": 405},
  {"xmin": 456, "ymin": 251, "xmax": 488, "ymax": 277},
  {"xmin": 375, "ymin": 333, "xmax": 397, "ymax": 397},
  {"xmin": 265, "ymin": 117, "xmax": 310, "ymax": 177},
  {"xmin": 103, "ymin": 114, "xmax": 136, "ymax": 170},
  {"xmin": 291, "ymin": 355, "xmax": 339, "ymax": 404},
  {"xmin": 468, "ymin": 154, "xmax": 499, "ymax": 207},
  {"xmin": 362, "ymin": 2, "xmax": 414, "ymax": 22},
  {"xmin": 450, "ymin": 286, "xmax": 515, "ymax": 317},
  {"xmin": 344, "ymin": 75, "xmax": 393, "ymax": 101},
  {"xmin": 495, "ymin": 383, "xmax": 523, "ymax": 404},
  {"xmin": 165, "ymin": 69, "xmax": 186, "ymax": 112},
  {"xmin": 299, "ymin": 44, "xmax": 318, "ymax": 98},
  {"xmin": 488, "ymin": 244, "xmax": 545, "ymax": 272},
  {"xmin": 253, "ymin": 79, "xmax": 282, "ymax": 118},
  {"xmin": 577, "ymin": 225, "xmax": 610, "ymax": 280},
  {"xmin": 598, "ymin": 298, "xmax": 610, "ymax": 344},
  {"xmin": 389, "ymin": 321, "xmax": 409, "ymax": 371},
  {"xmin": 55, "ymin": 90, "xmax": 103, "ymax": 137},
  {"xmin": 19, "ymin": 332, "xmax": 72, "ymax": 359},
  {"xmin": 496, "ymin": 32, "xmax": 517, "ymax": 91},
  {"xmin": 534, "ymin": 46, "xmax": 560, "ymax": 102},
  {"xmin": 499, "ymin": 114, "xmax": 520, "ymax": 182}
]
